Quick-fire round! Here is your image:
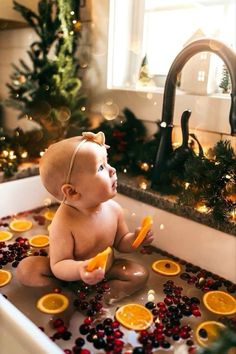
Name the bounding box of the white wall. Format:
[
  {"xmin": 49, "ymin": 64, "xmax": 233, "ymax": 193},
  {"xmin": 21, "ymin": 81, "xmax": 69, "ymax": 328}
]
[{"xmin": 0, "ymin": 0, "xmax": 38, "ymax": 22}]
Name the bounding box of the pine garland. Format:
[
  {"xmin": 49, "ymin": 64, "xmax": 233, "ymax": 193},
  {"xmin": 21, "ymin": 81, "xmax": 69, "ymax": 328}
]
[{"xmin": 178, "ymin": 140, "xmax": 236, "ymax": 222}]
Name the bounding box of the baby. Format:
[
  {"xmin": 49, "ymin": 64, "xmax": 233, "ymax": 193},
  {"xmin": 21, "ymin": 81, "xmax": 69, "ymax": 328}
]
[{"xmin": 16, "ymin": 132, "xmax": 153, "ymax": 303}]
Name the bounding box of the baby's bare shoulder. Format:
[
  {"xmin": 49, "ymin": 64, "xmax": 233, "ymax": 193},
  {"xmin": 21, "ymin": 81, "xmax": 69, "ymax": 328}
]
[
  {"xmin": 49, "ymin": 204, "xmax": 74, "ymax": 234},
  {"xmin": 106, "ymin": 199, "xmax": 123, "ymax": 214}
]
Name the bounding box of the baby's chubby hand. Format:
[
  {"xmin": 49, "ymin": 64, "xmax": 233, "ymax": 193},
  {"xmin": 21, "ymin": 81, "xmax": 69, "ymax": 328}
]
[
  {"xmin": 132, "ymin": 216, "xmax": 154, "ymax": 248},
  {"xmin": 134, "ymin": 226, "xmax": 154, "ymax": 246},
  {"xmin": 79, "ymin": 260, "xmax": 105, "ymax": 285}
]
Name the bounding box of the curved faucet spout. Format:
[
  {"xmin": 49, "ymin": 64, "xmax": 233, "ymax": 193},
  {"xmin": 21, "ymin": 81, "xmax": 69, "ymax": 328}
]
[{"xmin": 152, "ymin": 38, "xmax": 236, "ymax": 187}]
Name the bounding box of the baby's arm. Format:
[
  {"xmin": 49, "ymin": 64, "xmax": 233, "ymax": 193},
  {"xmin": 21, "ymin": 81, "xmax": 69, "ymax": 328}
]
[
  {"xmin": 113, "ymin": 202, "xmax": 154, "ymax": 253},
  {"xmin": 49, "ymin": 220, "xmax": 104, "ymax": 285}
]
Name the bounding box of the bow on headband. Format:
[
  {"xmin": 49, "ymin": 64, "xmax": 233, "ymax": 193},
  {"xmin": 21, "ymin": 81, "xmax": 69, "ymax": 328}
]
[{"xmin": 82, "ymin": 131, "xmax": 109, "ymax": 148}]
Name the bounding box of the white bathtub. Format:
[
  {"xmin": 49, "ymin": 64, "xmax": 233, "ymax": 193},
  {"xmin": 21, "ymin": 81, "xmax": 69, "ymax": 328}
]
[{"xmin": 0, "ymin": 175, "xmax": 235, "ymax": 353}]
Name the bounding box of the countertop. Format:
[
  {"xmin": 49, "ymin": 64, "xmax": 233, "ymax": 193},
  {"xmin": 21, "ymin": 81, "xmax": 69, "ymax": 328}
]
[
  {"xmin": 1, "ymin": 166, "xmax": 235, "ymax": 236},
  {"xmin": 117, "ymin": 173, "xmax": 236, "ymax": 237}
]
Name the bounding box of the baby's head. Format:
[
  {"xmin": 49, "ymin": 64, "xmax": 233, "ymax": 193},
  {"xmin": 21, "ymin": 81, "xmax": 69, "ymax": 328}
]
[{"xmin": 40, "ymin": 132, "xmax": 109, "ymax": 201}]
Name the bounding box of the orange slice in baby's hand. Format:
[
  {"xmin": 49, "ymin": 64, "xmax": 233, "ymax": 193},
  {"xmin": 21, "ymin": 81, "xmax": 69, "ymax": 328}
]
[
  {"xmin": 0, "ymin": 269, "xmax": 12, "ymax": 287},
  {"xmin": 132, "ymin": 216, "xmax": 153, "ymax": 249},
  {"xmin": 203, "ymin": 290, "xmax": 236, "ymax": 315},
  {"xmin": 152, "ymin": 259, "xmax": 181, "ymax": 276},
  {"xmin": 29, "ymin": 234, "xmax": 49, "ymax": 248},
  {"xmin": 9, "ymin": 219, "xmax": 33, "ymax": 232},
  {"xmin": 115, "ymin": 303, "xmax": 153, "ymax": 330},
  {"xmin": 195, "ymin": 320, "xmax": 225, "ymax": 347},
  {"xmin": 36, "ymin": 293, "xmax": 69, "ymax": 314},
  {"xmin": 86, "ymin": 247, "xmax": 112, "ymax": 272},
  {"xmin": 44, "ymin": 210, "xmax": 55, "ymax": 221},
  {"xmin": 0, "ymin": 230, "xmax": 13, "ymax": 241}
]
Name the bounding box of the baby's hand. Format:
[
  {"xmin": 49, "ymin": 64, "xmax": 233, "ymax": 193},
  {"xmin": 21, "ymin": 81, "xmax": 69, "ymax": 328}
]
[
  {"xmin": 79, "ymin": 261, "xmax": 105, "ymax": 285},
  {"xmin": 134, "ymin": 227, "xmax": 154, "ymax": 247},
  {"xmin": 141, "ymin": 228, "xmax": 154, "ymax": 245},
  {"xmin": 132, "ymin": 216, "xmax": 154, "ymax": 248}
]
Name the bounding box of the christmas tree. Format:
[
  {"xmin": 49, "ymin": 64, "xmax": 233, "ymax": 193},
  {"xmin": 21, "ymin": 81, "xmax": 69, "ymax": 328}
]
[
  {"xmin": 219, "ymin": 64, "xmax": 231, "ymax": 93},
  {"xmin": 5, "ymin": 0, "xmax": 88, "ymax": 155}
]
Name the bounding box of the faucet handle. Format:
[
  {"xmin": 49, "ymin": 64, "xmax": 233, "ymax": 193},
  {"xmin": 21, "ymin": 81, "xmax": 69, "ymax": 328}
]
[{"xmin": 180, "ymin": 110, "xmax": 191, "ymax": 148}]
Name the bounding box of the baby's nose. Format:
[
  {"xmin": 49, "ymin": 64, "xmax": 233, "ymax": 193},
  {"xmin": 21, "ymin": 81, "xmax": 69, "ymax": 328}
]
[{"xmin": 109, "ymin": 165, "xmax": 116, "ymax": 176}]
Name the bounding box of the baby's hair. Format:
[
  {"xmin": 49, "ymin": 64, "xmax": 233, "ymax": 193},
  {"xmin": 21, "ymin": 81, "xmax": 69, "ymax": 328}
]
[{"xmin": 39, "ymin": 132, "xmax": 107, "ymax": 201}]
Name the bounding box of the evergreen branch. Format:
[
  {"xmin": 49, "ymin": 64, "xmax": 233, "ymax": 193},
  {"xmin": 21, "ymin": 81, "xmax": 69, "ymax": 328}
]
[{"xmin": 13, "ymin": 0, "xmax": 41, "ymax": 36}]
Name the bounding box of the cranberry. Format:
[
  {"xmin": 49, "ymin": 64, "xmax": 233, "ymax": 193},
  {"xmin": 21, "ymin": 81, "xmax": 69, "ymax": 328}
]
[
  {"xmin": 111, "ymin": 320, "xmax": 120, "ymax": 329},
  {"xmin": 145, "ymin": 301, "xmax": 156, "ymax": 309},
  {"xmin": 75, "ymin": 337, "xmax": 85, "ymax": 347},
  {"xmin": 114, "ymin": 330, "xmax": 123, "ymax": 338},
  {"xmin": 79, "ymin": 324, "xmax": 90, "ymax": 335},
  {"xmin": 161, "ymin": 340, "xmax": 171, "ymax": 349},
  {"xmin": 192, "ymin": 309, "xmax": 201, "ymax": 317},
  {"xmin": 84, "ymin": 317, "xmax": 93, "ymax": 325},
  {"xmin": 80, "ymin": 349, "xmax": 90, "ymax": 354},
  {"xmin": 61, "ymin": 331, "xmax": 71, "ymax": 340},
  {"xmin": 199, "ymin": 328, "xmax": 208, "ymax": 338},
  {"xmin": 52, "ymin": 318, "xmax": 64, "ymax": 328},
  {"xmin": 132, "ymin": 347, "xmax": 145, "ymax": 354},
  {"xmin": 93, "ymin": 338, "xmax": 105, "ymax": 349}
]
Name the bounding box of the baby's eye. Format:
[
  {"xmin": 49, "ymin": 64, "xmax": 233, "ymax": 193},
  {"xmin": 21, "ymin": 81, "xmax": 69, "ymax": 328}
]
[{"xmin": 98, "ymin": 164, "xmax": 104, "ymax": 172}]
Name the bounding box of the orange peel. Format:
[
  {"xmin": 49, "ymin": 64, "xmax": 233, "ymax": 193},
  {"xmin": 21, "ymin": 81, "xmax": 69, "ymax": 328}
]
[
  {"xmin": 86, "ymin": 247, "xmax": 112, "ymax": 272},
  {"xmin": 0, "ymin": 269, "xmax": 12, "ymax": 287},
  {"xmin": 115, "ymin": 303, "xmax": 153, "ymax": 330},
  {"xmin": 132, "ymin": 215, "xmax": 153, "ymax": 248},
  {"xmin": 36, "ymin": 293, "xmax": 69, "ymax": 314},
  {"xmin": 203, "ymin": 290, "xmax": 236, "ymax": 315},
  {"xmin": 152, "ymin": 259, "xmax": 181, "ymax": 276}
]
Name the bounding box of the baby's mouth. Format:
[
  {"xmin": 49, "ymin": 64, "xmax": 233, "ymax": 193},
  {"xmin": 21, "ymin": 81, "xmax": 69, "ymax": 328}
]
[{"xmin": 112, "ymin": 180, "xmax": 118, "ymax": 189}]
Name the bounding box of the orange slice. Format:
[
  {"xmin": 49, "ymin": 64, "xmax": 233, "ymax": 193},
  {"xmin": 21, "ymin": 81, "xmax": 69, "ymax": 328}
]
[
  {"xmin": 86, "ymin": 247, "xmax": 112, "ymax": 272},
  {"xmin": 115, "ymin": 303, "xmax": 153, "ymax": 330},
  {"xmin": 152, "ymin": 259, "xmax": 181, "ymax": 276},
  {"xmin": 36, "ymin": 293, "xmax": 69, "ymax": 314},
  {"xmin": 132, "ymin": 216, "xmax": 153, "ymax": 248},
  {"xmin": 44, "ymin": 210, "xmax": 55, "ymax": 221},
  {"xmin": 9, "ymin": 219, "xmax": 33, "ymax": 232},
  {"xmin": 0, "ymin": 269, "xmax": 12, "ymax": 287},
  {"xmin": 203, "ymin": 290, "xmax": 236, "ymax": 315},
  {"xmin": 29, "ymin": 234, "xmax": 49, "ymax": 248},
  {"xmin": 195, "ymin": 320, "xmax": 225, "ymax": 347},
  {"xmin": 0, "ymin": 230, "xmax": 13, "ymax": 241}
]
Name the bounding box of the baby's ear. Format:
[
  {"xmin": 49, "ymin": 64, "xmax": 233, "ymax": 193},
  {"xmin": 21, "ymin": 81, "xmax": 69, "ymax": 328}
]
[{"xmin": 61, "ymin": 184, "xmax": 80, "ymax": 200}]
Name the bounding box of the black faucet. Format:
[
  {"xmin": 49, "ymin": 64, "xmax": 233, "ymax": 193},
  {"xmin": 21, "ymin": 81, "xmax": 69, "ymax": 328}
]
[{"xmin": 152, "ymin": 38, "xmax": 236, "ymax": 188}]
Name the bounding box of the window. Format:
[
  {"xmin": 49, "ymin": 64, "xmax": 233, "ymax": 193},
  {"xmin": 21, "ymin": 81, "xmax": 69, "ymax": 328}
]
[{"xmin": 107, "ymin": 0, "xmax": 236, "ymax": 91}]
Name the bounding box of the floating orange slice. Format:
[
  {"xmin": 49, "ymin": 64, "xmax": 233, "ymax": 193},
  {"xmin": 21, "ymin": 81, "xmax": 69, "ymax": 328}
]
[
  {"xmin": 132, "ymin": 216, "xmax": 153, "ymax": 248},
  {"xmin": 9, "ymin": 219, "xmax": 33, "ymax": 232},
  {"xmin": 115, "ymin": 303, "xmax": 153, "ymax": 330},
  {"xmin": 86, "ymin": 247, "xmax": 112, "ymax": 272},
  {"xmin": 203, "ymin": 291, "xmax": 236, "ymax": 315},
  {"xmin": 0, "ymin": 269, "xmax": 12, "ymax": 287},
  {"xmin": 0, "ymin": 230, "xmax": 13, "ymax": 241},
  {"xmin": 44, "ymin": 210, "xmax": 55, "ymax": 221},
  {"xmin": 152, "ymin": 259, "xmax": 181, "ymax": 276},
  {"xmin": 195, "ymin": 321, "xmax": 225, "ymax": 347},
  {"xmin": 29, "ymin": 234, "xmax": 49, "ymax": 248},
  {"xmin": 36, "ymin": 293, "xmax": 69, "ymax": 314}
]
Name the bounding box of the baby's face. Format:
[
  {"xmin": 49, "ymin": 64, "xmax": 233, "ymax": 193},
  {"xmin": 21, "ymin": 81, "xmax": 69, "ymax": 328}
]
[{"xmin": 71, "ymin": 142, "xmax": 117, "ymax": 207}]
